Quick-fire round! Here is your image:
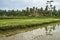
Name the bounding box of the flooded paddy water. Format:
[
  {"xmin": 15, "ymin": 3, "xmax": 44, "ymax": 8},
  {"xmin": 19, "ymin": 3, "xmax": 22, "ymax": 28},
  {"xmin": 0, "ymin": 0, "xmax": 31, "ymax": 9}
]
[{"xmin": 0, "ymin": 22, "xmax": 60, "ymax": 40}]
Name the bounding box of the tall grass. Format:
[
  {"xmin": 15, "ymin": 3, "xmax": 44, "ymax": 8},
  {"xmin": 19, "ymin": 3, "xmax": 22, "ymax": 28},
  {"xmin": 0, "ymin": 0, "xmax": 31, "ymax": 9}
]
[{"xmin": 0, "ymin": 18, "xmax": 60, "ymax": 30}]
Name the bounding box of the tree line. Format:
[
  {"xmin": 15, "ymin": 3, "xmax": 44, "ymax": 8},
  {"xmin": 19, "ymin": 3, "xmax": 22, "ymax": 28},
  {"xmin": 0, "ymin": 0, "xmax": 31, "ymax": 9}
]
[{"xmin": 0, "ymin": 6, "xmax": 60, "ymax": 17}]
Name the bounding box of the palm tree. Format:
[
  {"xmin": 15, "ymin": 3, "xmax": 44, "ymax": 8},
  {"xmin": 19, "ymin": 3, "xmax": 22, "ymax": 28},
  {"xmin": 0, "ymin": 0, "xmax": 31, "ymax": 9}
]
[{"xmin": 46, "ymin": 0, "xmax": 54, "ymax": 16}]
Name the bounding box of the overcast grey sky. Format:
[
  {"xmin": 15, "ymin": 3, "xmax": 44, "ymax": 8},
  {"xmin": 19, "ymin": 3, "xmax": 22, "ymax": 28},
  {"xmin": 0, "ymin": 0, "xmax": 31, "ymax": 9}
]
[{"xmin": 0, "ymin": 0, "xmax": 60, "ymax": 10}]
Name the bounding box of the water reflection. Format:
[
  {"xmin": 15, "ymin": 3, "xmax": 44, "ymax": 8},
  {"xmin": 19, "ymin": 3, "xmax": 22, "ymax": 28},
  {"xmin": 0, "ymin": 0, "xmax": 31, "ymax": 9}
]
[
  {"xmin": 45, "ymin": 24, "xmax": 56, "ymax": 36},
  {"xmin": 0, "ymin": 23, "xmax": 60, "ymax": 40}
]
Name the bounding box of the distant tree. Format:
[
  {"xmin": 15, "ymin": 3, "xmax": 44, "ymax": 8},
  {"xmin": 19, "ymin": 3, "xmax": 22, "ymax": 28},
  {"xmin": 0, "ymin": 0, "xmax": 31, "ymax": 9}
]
[
  {"xmin": 57, "ymin": 10, "xmax": 60, "ymax": 16},
  {"xmin": 26, "ymin": 7, "xmax": 30, "ymax": 16},
  {"xmin": 40, "ymin": 7, "xmax": 44, "ymax": 16},
  {"xmin": 33, "ymin": 7, "xmax": 36, "ymax": 16},
  {"xmin": 45, "ymin": 5, "xmax": 49, "ymax": 16},
  {"xmin": 46, "ymin": 0, "xmax": 54, "ymax": 16},
  {"xmin": 22, "ymin": 9, "xmax": 26, "ymax": 16},
  {"xmin": 52, "ymin": 6, "xmax": 57, "ymax": 16},
  {"xmin": 29, "ymin": 8, "xmax": 33, "ymax": 16}
]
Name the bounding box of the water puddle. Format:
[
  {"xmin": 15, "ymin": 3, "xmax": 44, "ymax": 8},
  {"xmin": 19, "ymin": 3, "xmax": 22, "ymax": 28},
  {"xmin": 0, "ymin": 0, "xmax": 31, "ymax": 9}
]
[{"xmin": 0, "ymin": 23, "xmax": 60, "ymax": 40}]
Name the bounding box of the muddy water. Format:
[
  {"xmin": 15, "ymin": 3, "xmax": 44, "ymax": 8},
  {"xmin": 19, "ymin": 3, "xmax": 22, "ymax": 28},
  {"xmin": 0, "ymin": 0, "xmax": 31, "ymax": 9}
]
[{"xmin": 0, "ymin": 23, "xmax": 60, "ymax": 40}]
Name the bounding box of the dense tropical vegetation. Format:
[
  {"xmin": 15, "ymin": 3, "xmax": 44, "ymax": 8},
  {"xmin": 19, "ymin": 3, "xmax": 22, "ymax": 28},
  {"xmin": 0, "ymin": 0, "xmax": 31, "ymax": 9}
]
[{"xmin": 0, "ymin": 6, "xmax": 60, "ymax": 17}]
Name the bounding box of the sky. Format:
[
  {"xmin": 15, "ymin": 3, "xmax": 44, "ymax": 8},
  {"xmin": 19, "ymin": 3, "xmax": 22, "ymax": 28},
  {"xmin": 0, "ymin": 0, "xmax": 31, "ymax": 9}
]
[{"xmin": 0, "ymin": 0, "xmax": 60, "ymax": 10}]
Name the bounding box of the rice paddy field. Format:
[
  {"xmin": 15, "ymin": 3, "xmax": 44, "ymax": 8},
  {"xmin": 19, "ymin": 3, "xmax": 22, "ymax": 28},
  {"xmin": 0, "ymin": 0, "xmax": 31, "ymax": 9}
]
[{"xmin": 0, "ymin": 18, "xmax": 60, "ymax": 30}]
